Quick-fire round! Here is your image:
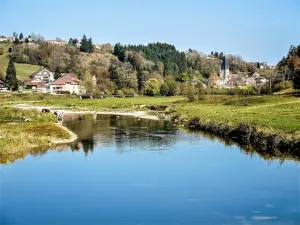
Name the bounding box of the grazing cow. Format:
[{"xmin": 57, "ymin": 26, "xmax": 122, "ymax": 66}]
[
  {"xmin": 22, "ymin": 117, "xmax": 30, "ymax": 122},
  {"xmin": 54, "ymin": 111, "xmax": 64, "ymax": 124},
  {"xmin": 41, "ymin": 108, "xmax": 50, "ymax": 113}
]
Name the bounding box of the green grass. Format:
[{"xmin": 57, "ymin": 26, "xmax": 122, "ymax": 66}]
[
  {"xmin": 172, "ymin": 96, "xmax": 300, "ymax": 133},
  {"xmin": 21, "ymin": 94, "xmax": 299, "ymax": 133},
  {"xmin": 32, "ymin": 96, "xmax": 184, "ymax": 110},
  {"xmin": 0, "ymin": 107, "xmax": 71, "ymax": 156},
  {"xmin": 1, "ymin": 93, "xmax": 299, "ymax": 134},
  {"xmin": 0, "ymin": 53, "xmax": 39, "ymax": 79}
]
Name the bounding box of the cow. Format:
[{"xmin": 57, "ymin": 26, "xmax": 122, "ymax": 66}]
[
  {"xmin": 41, "ymin": 108, "xmax": 51, "ymax": 113},
  {"xmin": 54, "ymin": 111, "xmax": 64, "ymax": 125},
  {"xmin": 22, "ymin": 117, "xmax": 30, "ymax": 122}
]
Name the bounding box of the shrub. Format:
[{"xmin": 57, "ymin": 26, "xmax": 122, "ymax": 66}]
[
  {"xmin": 116, "ymin": 89, "xmax": 124, "ymax": 97},
  {"xmin": 160, "ymin": 82, "xmax": 170, "ymax": 96},
  {"xmin": 274, "ymin": 81, "xmax": 293, "ymax": 92},
  {"xmin": 120, "ymin": 88, "xmax": 135, "ymax": 95},
  {"xmin": 143, "ymin": 78, "xmax": 160, "ymax": 96},
  {"xmin": 186, "ymin": 86, "xmax": 197, "ymax": 102}
]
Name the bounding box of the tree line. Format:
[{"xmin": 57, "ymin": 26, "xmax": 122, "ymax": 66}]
[{"xmin": 3, "ymin": 32, "xmax": 294, "ymax": 96}]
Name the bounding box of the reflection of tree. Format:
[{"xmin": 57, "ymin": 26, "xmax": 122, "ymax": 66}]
[
  {"xmin": 81, "ymin": 139, "xmax": 94, "ymax": 156},
  {"xmin": 64, "ymin": 114, "xmax": 179, "ymax": 154},
  {"xmin": 4, "ymin": 114, "xmax": 300, "ymax": 164}
]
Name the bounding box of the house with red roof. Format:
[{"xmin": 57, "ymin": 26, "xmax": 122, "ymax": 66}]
[
  {"xmin": 50, "ymin": 74, "xmax": 81, "ymax": 94},
  {"xmin": 25, "ymin": 79, "xmax": 46, "ymax": 92}
]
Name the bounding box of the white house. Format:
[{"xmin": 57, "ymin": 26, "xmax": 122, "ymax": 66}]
[
  {"xmin": 0, "ymin": 35, "xmax": 7, "ymax": 42},
  {"xmin": 30, "ymin": 67, "xmax": 54, "ymax": 84},
  {"xmin": 50, "ymin": 74, "xmax": 80, "ymax": 94}
]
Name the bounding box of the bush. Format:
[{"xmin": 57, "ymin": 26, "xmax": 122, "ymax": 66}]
[
  {"xmin": 160, "ymin": 82, "xmax": 170, "ymax": 96},
  {"xmin": 116, "ymin": 89, "xmax": 124, "ymax": 97},
  {"xmin": 273, "ymin": 81, "xmax": 293, "ymax": 92},
  {"xmin": 104, "ymin": 89, "xmax": 112, "ymax": 96},
  {"xmin": 143, "ymin": 78, "xmax": 160, "ymax": 96},
  {"xmin": 0, "ymin": 47, "xmax": 4, "ymax": 55},
  {"xmin": 120, "ymin": 88, "xmax": 135, "ymax": 95},
  {"xmin": 56, "ymin": 91, "xmax": 71, "ymax": 94},
  {"xmin": 166, "ymin": 80, "xmax": 180, "ymax": 96},
  {"xmin": 186, "ymin": 86, "xmax": 197, "ymax": 102},
  {"xmin": 180, "ymin": 83, "xmax": 191, "ymax": 95}
]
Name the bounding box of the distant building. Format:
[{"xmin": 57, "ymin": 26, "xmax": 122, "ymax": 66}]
[
  {"xmin": 0, "ymin": 80, "xmax": 6, "ymax": 88},
  {"xmin": 252, "ymin": 72, "xmax": 260, "ymax": 78},
  {"xmin": 46, "ymin": 40, "xmax": 67, "ymax": 46},
  {"xmin": 208, "ymin": 75, "xmax": 222, "ymax": 87},
  {"xmin": 0, "ymin": 35, "xmax": 7, "ymax": 42},
  {"xmin": 220, "ymin": 55, "xmax": 229, "ymax": 85},
  {"xmin": 50, "ymin": 74, "xmax": 80, "ymax": 94},
  {"xmin": 25, "ymin": 79, "xmax": 46, "ymax": 92},
  {"xmin": 30, "ymin": 67, "xmax": 54, "ymax": 84}
]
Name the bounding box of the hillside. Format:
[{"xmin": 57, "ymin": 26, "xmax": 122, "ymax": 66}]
[{"xmin": 0, "ymin": 53, "xmax": 39, "ymax": 80}]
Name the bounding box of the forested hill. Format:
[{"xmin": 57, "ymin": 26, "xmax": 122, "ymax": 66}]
[
  {"xmin": 0, "ymin": 33, "xmax": 279, "ymax": 96},
  {"xmin": 114, "ymin": 43, "xmax": 187, "ymax": 76}
]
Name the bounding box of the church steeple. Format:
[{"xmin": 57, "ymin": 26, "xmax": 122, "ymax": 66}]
[{"xmin": 220, "ymin": 55, "xmax": 229, "ymax": 85}]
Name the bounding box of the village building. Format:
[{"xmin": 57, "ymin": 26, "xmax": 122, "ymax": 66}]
[
  {"xmin": 30, "ymin": 67, "xmax": 54, "ymax": 84},
  {"xmin": 50, "ymin": 74, "xmax": 80, "ymax": 94},
  {"xmin": 0, "ymin": 35, "xmax": 7, "ymax": 42},
  {"xmin": 46, "ymin": 40, "xmax": 67, "ymax": 46},
  {"xmin": 245, "ymin": 77, "xmax": 257, "ymax": 86},
  {"xmin": 25, "ymin": 79, "xmax": 46, "ymax": 92},
  {"xmin": 0, "ymin": 80, "xmax": 6, "ymax": 89},
  {"xmin": 252, "ymin": 72, "xmax": 260, "ymax": 78},
  {"xmin": 208, "ymin": 75, "xmax": 223, "ymax": 87}
]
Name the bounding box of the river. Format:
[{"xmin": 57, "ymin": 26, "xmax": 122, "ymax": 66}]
[{"xmin": 0, "ymin": 114, "xmax": 299, "ymax": 225}]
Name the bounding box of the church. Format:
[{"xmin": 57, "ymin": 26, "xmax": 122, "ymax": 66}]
[{"xmin": 220, "ymin": 55, "xmax": 229, "ymax": 85}]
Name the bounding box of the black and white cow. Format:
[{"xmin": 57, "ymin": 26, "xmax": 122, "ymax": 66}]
[
  {"xmin": 41, "ymin": 108, "xmax": 51, "ymax": 113},
  {"xmin": 54, "ymin": 111, "xmax": 64, "ymax": 124}
]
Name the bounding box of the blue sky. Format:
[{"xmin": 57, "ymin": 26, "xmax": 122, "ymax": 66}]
[{"xmin": 1, "ymin": 0, "xmax": 299, "ymax": 65}]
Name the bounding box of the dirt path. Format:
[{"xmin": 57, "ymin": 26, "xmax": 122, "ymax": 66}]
[{"xmin": 13, "ymin": 104, "xmax": 160, "ymax": 120}]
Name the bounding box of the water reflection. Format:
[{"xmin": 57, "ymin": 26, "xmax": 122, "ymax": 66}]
[
  {"xmin": 1, "ymin": 114, "xmax": 299, "ymax": 225},
  {"xmin": 63, "ymin": 114, "xmax": 178, "ymax": 156},
  {"xmin": 1, "ymin": 114, "xmax": 300, "ymax": 164}
]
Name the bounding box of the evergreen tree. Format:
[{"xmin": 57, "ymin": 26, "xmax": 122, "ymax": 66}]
[
  {"xmin": 293, "ymin": 69, "xmax": 300, "ymax": 90},
  {"xmin": 25, "ymin": 38, "xmax": 29, "ymax": 43},
  {"xmin": 88, "ymin": 37, "xmax": 94, "ymax": 53},
  {"xmin": 19, "ymin": 33, "xmax": 23, "ymax": 40},
  {"xmin": 179, "ymin": 52, "xmax": 187, "ymax": 74},
  {"xmin": 219, "ymin": 52, "xmax": 224, "ymax": 60},
  {"xmin": 68, "ymin": 38, "xmax": 74, "ymax": 45},
  {"xmin": 5, "ymin": 58, "xmax": 18, "ymax": 91},
  {"xmin": 80, "ymin": 35, "xmax": 89, "ymax": 53},
  {"xmin": 113, "ymin": 43, "xmax": 125, "ymax": 61},
  {"xmin": 54, "ymin": 66, "xmax": 61, "ymax": 80},
  {"xmin": 14, "ymin": 37, "xmax": 20, "ymax": 44}
]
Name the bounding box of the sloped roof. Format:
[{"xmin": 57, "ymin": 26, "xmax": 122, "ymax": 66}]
[
  {"xmin": 30, "ymin": 67, "xmax": 51, "ymax": 77},
  {"xmin": 51, "ymin": 74, "xmax": 80, "ymax": 85},
  {"xmin": 25, "ymin": 79, "xmax": 45, "ymax": 87},
  {"xmin": 252, "ymin": 72, "xmax": 260, "ymax": 77}
]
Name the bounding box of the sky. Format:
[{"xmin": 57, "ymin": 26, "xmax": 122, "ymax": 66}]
[{"xmin": 1, "ymin": 0, "xmax": 299, "ymax": 65}]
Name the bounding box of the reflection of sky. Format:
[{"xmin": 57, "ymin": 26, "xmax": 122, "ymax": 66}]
[{"xmin": 1, "ymin": 116, "xmax": 299, "ymax": 225}]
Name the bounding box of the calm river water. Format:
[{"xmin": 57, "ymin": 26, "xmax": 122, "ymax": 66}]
[{"xmin": 0, "ymin": 114, "xmax": 299, "ymax": 225}]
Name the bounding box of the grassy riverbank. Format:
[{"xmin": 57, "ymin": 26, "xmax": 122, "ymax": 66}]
[
  {"xmin": 1, "ymin": 93, "xmax": 299, "ymax": 133},
  {"xmin": 1, "ymin": 93, "xmax": 299, "ymax": 159},
  {"xmin": 0, "ymin": 107, "xmax": 73, "ymax": 158}
]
